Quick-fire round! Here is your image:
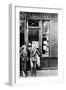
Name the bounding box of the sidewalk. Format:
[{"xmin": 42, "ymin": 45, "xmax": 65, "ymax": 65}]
[{"xmin": 27, "ymin": 70, "xmax": 58, "ymax": 77}]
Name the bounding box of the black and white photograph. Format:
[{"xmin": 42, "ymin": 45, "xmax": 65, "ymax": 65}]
[
  {"xmin": 8, "ymin": 4, "xmax": 63, "ymax": 85},
  {"xmin": 20, "ymin": 11, "xmax": 58, "ymax": 77}
]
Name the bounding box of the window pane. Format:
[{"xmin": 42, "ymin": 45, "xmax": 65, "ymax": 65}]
[
  {"xmin": 28, "ymin": 20, "xmax": 39, "ymax": 27},
  {"xmin": 28, "ymin": 29, "xmax": 39, "ymax": 43}
]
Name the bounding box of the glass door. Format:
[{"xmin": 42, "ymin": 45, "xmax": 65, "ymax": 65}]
[{"xmin": 28, "ymin": 19, "xmax": 39, "ymax": 48}]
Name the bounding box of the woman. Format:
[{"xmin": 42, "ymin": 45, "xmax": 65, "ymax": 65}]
[{"xmin": 20, "ymin": 45, "xmax": 28, "ymax": 77}]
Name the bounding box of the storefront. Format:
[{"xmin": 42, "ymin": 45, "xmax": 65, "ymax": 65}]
[{"xmin": 20, "ymin": 12, "xmax": 58, "ymax": 70}]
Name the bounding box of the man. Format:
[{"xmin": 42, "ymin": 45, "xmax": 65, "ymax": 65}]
[{"xmin": 30, "ymin": 47, "xmax": 37, "ymax": 76}]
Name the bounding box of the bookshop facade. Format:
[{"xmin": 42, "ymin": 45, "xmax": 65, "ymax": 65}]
[{"xmin": 20, "ymin": 12, "xmax": 58, "ymax": 70}]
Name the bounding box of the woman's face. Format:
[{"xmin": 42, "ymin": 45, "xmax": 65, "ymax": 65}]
[
  {"xmin": 24, "ymin": 45, "xmax": 26, "ymax": 50},
  {"xmin": 28, "ymin": 47, "xmax": 31, "ymax": 50}
]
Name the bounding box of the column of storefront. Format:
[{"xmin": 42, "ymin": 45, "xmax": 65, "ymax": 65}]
[
  {"xmin": 24, "ymin": 20, "xmax": 28, "ymax": 47},
  {"xmin": 39, "ymin": 20, "xmax": 42, "ymax": 57}
]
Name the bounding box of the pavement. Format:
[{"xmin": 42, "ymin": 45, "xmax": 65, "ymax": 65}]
[{"xmin": 27, "ymin": 70, "xmax": 58, "ymax": 77}]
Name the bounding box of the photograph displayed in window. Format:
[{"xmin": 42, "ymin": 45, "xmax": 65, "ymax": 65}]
[{"xmin": 20, "ymin": 12, "xmax": 58, "ymax": 77}]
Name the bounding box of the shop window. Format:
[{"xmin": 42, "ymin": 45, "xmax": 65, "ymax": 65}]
[{"xmin": 42, "ymin": 21, "xmax": 50, "ymax": 56}]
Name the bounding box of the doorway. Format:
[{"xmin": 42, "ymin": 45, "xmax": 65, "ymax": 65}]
[{"xmin": 27, "ymin": 20, "xmax": 40, "ymax": 70}]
